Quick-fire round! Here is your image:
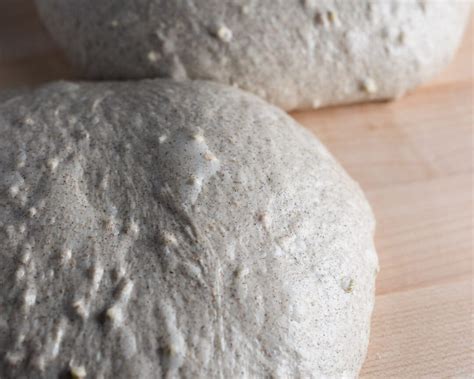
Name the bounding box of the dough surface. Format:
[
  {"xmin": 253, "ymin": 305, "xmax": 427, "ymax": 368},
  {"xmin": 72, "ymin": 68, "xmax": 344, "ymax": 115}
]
[
  {"xmin": 35, "ymin": 0, "xmax": 470, "ymax": 110},
  {"xmin": 0, "ymin": 80, "xmax": 378, "ymax": 378}
]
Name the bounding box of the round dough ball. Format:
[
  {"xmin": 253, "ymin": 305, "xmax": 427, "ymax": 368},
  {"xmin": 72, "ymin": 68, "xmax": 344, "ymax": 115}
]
[
  {"xmin": 0, "ymin": 80, "xmax": 378, "ymax": 378},
  {"xmin": 34, "ymin": 0, "xmax": 470, "ymax": 110}
]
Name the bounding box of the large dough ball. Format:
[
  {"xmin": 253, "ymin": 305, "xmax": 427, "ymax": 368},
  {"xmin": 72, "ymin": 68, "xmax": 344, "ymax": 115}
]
[
  {"xmin": 35, "ymin": 0, "xmax": 470, "ymax": 110},
  {"xmin": 0, "ymin": 80, "xmax": 378, "ymax": 378}
]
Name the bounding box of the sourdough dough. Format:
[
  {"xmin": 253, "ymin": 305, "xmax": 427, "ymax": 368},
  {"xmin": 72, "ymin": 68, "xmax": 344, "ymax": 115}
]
[
  {"xmin": 34, "ymin": 0, "xmax": 470, "ymax": 110},
  {"xmin": 0, "ymin": 80, "xmax": 378, "ymax": 378}
]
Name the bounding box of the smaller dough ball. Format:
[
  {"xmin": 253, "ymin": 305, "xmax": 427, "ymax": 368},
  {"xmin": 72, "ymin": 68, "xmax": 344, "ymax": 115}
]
[{"xmin": 35, "ymin": 0, "xmax": 471, "ymax": 110}]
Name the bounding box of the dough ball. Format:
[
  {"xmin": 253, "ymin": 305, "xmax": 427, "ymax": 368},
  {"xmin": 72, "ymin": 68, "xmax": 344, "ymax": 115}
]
[
  {"xmin": 35, "ymin": 0, "xmax": 470, "ymax": 110},
  {"xmin": 0, "ymin": 80, "xmax": 378, "ymax": 378}
]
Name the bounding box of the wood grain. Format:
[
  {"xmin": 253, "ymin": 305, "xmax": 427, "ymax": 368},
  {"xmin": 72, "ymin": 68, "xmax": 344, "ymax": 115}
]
[
  {"xmin": 363, "ymin": 278, "xmax": 473, "ymax": 378},
  {"xmin": 293, "ymin": 18, "xmax": 474, "ymax": 378},
  {"xmin": 0, "ymin": 2, "xmax": 472, "ymax": 377}
]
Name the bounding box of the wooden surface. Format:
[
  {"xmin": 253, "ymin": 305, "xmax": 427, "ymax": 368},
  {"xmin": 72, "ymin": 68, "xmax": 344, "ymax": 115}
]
[{"xmin": 0, "ymin": 1, "xmax": 472, "ymax": 377}]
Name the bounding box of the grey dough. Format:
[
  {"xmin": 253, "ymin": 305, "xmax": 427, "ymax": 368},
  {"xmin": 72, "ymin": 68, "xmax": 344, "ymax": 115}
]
[
  {"xmin": 35, "ymin": 0, "xmax": 470, "ymax": 110},
  {"xmin": 0, "ymin": 80, "xmax": 378, "ymax": 378}
]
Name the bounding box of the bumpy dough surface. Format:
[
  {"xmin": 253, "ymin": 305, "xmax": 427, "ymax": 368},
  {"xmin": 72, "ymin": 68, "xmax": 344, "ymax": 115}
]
[
  {"xmin": 0, "ymin": 80, "xmax": 378, "ymax": 378},
  {"xmin": 35, "ymin": 0, "xmax": 470, "ymax": 110}
]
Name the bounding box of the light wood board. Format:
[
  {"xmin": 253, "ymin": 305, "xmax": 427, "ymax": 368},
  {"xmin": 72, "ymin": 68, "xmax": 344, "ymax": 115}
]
[{"xmin": 0, "ymin": 1, "xmax": 472, "ymax": 377}]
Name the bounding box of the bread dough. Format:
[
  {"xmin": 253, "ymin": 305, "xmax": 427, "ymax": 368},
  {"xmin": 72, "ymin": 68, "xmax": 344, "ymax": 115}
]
[
  {"xmin": 35, "ymin": 0, "xmax": 470, "ymax": 110},
  {"xmin": 0, "ymin": 80, "xmax": 378, "ymax": 378}
]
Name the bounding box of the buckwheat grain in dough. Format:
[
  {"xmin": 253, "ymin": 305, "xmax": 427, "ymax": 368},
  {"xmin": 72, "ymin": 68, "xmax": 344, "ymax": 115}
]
[
  {"xmin": 0, "ymin": 80, "xmax": 378, "ymax": 378},
  {"xmin": 35, "ymin": 0, "xmax": 470, "ymax": 110}
]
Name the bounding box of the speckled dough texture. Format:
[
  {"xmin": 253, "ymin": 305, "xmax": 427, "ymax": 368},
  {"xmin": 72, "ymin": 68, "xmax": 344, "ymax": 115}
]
[
  {"xmin": 0, "ymin": 80, "xmax": 378, "ymax": 378},
  {"xmin": 34, "ymin": 0, "xmax": 470, "ymax": 111}
]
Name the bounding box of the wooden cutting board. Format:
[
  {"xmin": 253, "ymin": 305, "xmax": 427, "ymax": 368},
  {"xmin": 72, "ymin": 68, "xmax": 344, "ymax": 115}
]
[{"xmin": 1, "ymin": 1, "xmax": 472, "ymax": 377}]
